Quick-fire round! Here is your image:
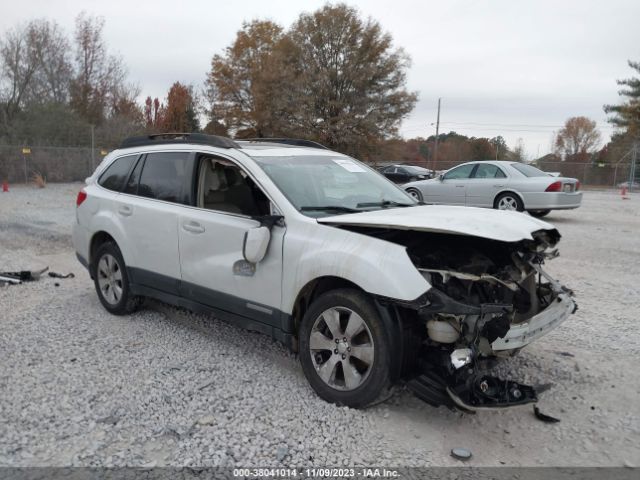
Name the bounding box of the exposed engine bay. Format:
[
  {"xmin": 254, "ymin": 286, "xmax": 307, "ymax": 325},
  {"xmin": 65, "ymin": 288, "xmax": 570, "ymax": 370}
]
[{"xmin": 340, "ymin": 225, "xmax": 576, "ymax": 411}]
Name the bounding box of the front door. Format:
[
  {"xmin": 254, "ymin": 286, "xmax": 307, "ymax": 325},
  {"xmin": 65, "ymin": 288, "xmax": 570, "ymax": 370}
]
[
  {"xmin": 178, "ymin": 155, "xmax": 285, "ymax": 330},
  {"xmin": 432, "ymin": 163, "xmax": 476, "ymax": 205}
]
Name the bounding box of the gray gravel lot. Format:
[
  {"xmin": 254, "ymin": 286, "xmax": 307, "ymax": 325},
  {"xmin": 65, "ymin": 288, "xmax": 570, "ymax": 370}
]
[{"xmin": 0, "ymin": 184, "xmax": 639, "ymax": 467}]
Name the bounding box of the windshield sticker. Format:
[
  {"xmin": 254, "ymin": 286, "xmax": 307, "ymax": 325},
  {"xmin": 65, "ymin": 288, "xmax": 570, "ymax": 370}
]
[{"xmin": 333, "ymin": 159, "xmax": 367, "ymax": 173}]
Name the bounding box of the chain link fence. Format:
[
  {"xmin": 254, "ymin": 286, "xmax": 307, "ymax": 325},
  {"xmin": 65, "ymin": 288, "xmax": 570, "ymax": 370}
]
[
  {"xmin": 0, "ymin": 144, "xmax": 636, "ymax": 188},
  {"xmin": 0, "ymin": 145, "xmax": 107, "ymax": 184}
]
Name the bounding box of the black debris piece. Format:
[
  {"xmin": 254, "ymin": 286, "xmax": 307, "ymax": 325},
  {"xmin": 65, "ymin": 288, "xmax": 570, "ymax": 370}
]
[
  {"xmin": 48, "ymin": 271, "xmax": 75, "ymax": 279},
  {"xmin": 533, "ymin": 405, "xmax": 561, "ymax": 423}
]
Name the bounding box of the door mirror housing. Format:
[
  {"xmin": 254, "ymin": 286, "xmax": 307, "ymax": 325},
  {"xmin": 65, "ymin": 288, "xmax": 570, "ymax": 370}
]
[
  {"xmin": 439, "ymin": 173, "xmax": 445, "ymax": 181},
  {"xmin": 243, "ymin": 226, "xmax": 271, "ymax": 264}
]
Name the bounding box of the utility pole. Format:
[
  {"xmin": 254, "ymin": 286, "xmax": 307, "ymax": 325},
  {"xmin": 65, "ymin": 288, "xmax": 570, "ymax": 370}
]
[
  {"xmin": 90, "ymin": 125, "xmax": 95, "ymax": 172},
  {"xmin": 629, "ymin": 141, "xmax": 638, "ymax": 191},
  {"xmin": 432, "ymin": 98, "xmax": 441, "ymax": 173}
]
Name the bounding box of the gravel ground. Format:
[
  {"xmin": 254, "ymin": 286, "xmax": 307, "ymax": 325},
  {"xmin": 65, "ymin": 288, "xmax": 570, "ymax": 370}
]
[{"xmin": 0, "ymin": 183, "xmax": 639, "ymax": 467}]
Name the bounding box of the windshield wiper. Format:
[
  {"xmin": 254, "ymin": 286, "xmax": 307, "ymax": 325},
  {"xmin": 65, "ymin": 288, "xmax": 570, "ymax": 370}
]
[
  {"xmin": 300, "ymin": 205, "xmax": 361, "ymax": 213},
  {"xmin": 356, "ymin": 200, "xmax": 417, "ymax": 208}
]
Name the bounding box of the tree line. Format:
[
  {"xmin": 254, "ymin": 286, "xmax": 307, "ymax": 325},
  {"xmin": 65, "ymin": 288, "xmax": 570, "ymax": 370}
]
[{"xmin": 1, "ymin": 3, "xmax": 638, "ymax": 166}]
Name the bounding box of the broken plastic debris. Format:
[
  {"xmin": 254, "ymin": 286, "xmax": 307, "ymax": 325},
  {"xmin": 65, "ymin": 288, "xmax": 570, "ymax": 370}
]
[
  {"xmin": 451, "ymin": 447, "xmax": 472, "ymax": 460},
  {"xmin": 0, "ymin": 266, "xmax": 49, "ymax": 284}
]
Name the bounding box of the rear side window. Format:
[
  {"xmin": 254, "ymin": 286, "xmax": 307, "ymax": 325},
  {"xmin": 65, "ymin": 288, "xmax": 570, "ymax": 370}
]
[
  {"xmin": 137, "ymin": 152, "xmax": 189, "ymax": 204},
  {"xmin": 474, "ymin": 164, "xmax": 507, "ymax": 179},
  {"xmin": 98, "ymin": 155, "xmax": 137, "ymax": 191}
]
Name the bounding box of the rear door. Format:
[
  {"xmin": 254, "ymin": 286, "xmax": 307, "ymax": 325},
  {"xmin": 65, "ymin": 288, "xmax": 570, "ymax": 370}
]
[
  {"xmin": 114, "ymin": 151, "xmax": 193, "ymax": 294},
  {"xmin": 177, "ymin": 154, "xmax": 286, "ymax": 330},
  {"xmin": 465, "ymin": 163, "xmax": 508, "ymax": 207}
]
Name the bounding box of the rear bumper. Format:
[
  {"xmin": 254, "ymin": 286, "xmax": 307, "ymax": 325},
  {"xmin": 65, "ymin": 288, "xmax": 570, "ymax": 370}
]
[
  {"xmin": 523, "ymin": 191, "xmax": 582, "ymax": 210},
  {"xmin": 72, "ymin": 223, "xmax": 90, "ymax": 269},
  {"xmin": 491, "ymin": 293, "xmax": 575, "ymax": 351}
]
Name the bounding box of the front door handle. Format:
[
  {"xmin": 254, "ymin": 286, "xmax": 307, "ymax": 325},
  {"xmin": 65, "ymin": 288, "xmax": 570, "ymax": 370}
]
[
  {"xmin": 455, "ymin": 185, "xmax": 465, "ymax": 188},
  {"xmin": 182, "ymin": 221, "xmax": 205, "ymax": 234},
  {"xmin": 118, "ymin": 205, "xmax": 132, "ymax": 217}
]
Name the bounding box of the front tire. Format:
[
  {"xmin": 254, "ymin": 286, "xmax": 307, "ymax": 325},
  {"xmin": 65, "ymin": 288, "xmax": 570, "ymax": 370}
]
[
  {"xmin": 299, "ymin": 289, "xmax": 391, "ymax": 408},
  {"xmin": 92, "ymin": 242, "xmax": 140, "ymax": 315},
  {"xmin": 406, "ymin": 188, "xmax": 423, "ymax": 202},
  {"xmin": 495, "ymin": 192, "xmax": 524, "ymax": 212},
  {"xmin": 529, "ymin": 209, "xmax": 551, "ymax": 218}
]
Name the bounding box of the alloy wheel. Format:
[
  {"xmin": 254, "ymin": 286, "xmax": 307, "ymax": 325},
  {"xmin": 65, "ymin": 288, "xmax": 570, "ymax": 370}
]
[
  {"xmin": 309, "ymin": 307, "xmax": 375, "ymax": 391},
  {"xmin": 498, "ymin": 196, "xmax": 519, "ymax": 210},
  {"xmin": 97, "ymin": 253, "xmax": 123, "ymax": 305}
]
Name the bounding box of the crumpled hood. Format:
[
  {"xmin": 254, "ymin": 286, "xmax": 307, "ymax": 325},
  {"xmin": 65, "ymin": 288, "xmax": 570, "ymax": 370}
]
[{"xmin": 317, "ymin": 205, "xmax": 557, "ymax": 243}]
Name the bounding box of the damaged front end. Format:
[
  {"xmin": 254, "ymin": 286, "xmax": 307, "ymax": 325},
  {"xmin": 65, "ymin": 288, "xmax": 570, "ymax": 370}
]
[{"xmin": 368, "ymin": 227, "xmax": 576, "ymax": 411}]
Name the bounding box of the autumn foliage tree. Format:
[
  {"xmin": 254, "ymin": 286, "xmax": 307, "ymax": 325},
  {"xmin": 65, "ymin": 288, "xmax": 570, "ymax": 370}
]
[
  {"xmin": 554, "ymin": 116, "xmax": 601, "ymax": 160},
  {"xmin": 206, "ymin": 4, "xmax": 417, "ymax": 155},
  {"xmin": 159, "ymin": 82, "xmax": 199, "ymax": 132},
  {"xmin": 206, "ymin": 20, "xmax": 290, "ymax": 137}
]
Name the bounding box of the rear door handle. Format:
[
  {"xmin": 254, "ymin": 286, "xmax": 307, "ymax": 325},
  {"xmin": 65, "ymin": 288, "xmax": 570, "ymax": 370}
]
[
  {"xmin": 182, "ymin": 221, "xmax": 205, "ymax": 234},
  {"xmin": 493, "ymin": 184, "xmax": 505, "ymax": 188},
  {"xmin": 118, "ymin": 205, "xmax": 132, "ymax": 217}
]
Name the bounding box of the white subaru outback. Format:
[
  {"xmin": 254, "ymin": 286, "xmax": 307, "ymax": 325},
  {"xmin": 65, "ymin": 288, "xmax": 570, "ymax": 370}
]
[{"xmin": 73, "ymin": 133, "xmax": 576, "ymax": 410}]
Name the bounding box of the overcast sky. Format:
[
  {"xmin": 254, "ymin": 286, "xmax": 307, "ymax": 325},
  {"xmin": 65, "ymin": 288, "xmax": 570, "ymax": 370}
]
[{"xmin": 2, "ymin": 0, "xmax": 639, "ymax": 157}]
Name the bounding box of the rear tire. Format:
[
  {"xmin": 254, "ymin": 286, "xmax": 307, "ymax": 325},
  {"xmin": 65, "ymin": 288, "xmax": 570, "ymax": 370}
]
[
  {"xmin": 406, "ymin": 188, "xmax": 423, "ymax": 202},
  {"xmin": 92, "ymin": 241, "xmax": 141, "ymax": 315},
  {"xmin": 299, "ymin": 289, "xmax": 391, "ymax": 408},
  {"xmin": 529, "ymin": 209, "xmax": 551, "ymax": 218},
  {"xmin": 495, "ymin": 192, "xmax": 524, "ymax": 212}
]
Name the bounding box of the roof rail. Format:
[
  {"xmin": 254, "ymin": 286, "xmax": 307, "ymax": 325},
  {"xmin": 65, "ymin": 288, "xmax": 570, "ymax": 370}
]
[
  {"xmin": 120, "ymin": 133, "xmax": 240, "ymax": 149},
  {"xmin": 242, "ymin": 138, "xmax": 329, "ymax": 150}
]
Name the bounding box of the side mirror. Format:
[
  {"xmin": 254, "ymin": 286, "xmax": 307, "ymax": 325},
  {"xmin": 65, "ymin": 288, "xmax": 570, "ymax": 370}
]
[
  {"xmin": 243, "ymin": 226, "xmax": 271, "ymax": 264},
  {"xmin": 439, "ymin": 174, "xmax": 445, "ymax": 181}
]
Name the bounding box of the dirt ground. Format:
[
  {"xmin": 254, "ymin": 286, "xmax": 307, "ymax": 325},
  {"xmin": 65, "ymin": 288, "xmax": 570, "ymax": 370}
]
[{"xmin": 0, "ymin": 184, "xmax": 638, "ymax": 467}]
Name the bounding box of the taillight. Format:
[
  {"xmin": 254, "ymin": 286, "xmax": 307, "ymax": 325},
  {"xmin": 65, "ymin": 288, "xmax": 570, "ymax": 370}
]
[
  {"xmin": 545, "ymin": 181, "xmax": 562, "ymax": 192},
  {"xmin": 76, "ymin": 190, "xmax": 87, "ymax": 206},
  {"xmin": 575, "ymin": 181, "xmax": 580, "ymax": 191}
]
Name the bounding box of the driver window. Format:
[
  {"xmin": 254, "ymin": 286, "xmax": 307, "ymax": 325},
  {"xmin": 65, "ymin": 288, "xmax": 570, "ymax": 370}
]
[
  {"xmin": 196, "ymin": 155, "xmax": 271, "ymax": 216},
  {"xmin": 443, "ymin": 164, "xmax": 475, "ymax": 180}
]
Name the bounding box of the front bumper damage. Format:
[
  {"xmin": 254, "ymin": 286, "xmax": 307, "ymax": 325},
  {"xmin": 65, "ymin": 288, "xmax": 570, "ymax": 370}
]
[{"xmin": 402, "ymin": 261, "xmax": 577, "ymax": 412}]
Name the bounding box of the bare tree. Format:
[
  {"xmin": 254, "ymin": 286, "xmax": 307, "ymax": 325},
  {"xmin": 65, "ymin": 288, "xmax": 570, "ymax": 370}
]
[
  {"xmin": 0, "ymin": 22, "xmax": 41, "ymax": 125},
  {"xmin": 510, "ymin": 138, "xmax": 527, "ymax": 162},
  {"xmin": 69, "ymin": 12, "xmax": 129, "ymax": 125},
  {"xmin": 554, "ymin": 116, "xmax": 601, "ymax": 158},
  {"xmin": 27, "ymin": 19, "xmax": 73, "ymax": 104}
]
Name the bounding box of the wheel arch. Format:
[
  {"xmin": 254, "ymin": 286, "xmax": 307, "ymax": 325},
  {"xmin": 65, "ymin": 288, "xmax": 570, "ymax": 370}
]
[
  {"xmin": 290, "ymin": 276, "xmax": 407, "ymax": 382},
  {"xmin": 89, "ymin": 231, "xmax": 117, "ymax": 266},
  {"xmin": 291, "ymin": 276, "xmax": 363, "ymax": 339},
  {"xmin": 494, "ymin": 189, "xmax": 525, "ymax": 209}
]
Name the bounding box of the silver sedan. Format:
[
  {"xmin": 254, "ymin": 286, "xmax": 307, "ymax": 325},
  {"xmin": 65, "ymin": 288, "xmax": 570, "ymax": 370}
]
[{"xmin": 403, "ymin": 161, "xmax": 582, "ymax": 218}]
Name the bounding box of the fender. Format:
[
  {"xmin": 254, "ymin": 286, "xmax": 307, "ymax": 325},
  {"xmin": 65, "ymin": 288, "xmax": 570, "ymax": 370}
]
[
  {"xmin": 280, "ymin": 223, "xmax": 431, "ymax": 315},
  {"xmin": 88, "ymin": 209, "xmax": 133, "ymax": 266}
]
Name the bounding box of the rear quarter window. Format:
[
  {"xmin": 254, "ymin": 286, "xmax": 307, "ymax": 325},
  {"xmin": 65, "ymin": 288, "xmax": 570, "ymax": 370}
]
[{"xmin": 98, "ymin": 155, "xmax": 137, "ymax": 192}]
